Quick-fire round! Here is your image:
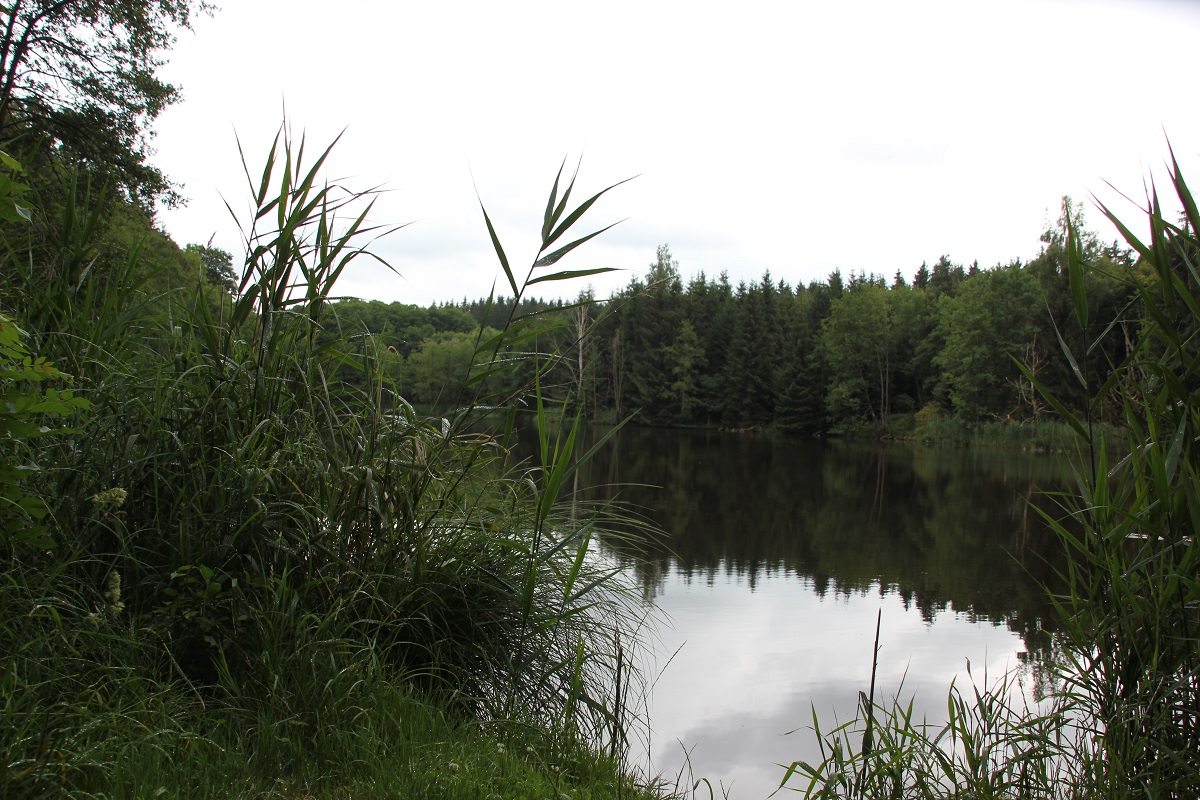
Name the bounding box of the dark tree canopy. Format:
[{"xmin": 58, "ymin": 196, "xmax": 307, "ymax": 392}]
[
  {"xmin": 185, "ymin": 243, "xmax": 235, "ymax": 291},
  {"xmin": 0, "ymin": 0, "xmax": 206, "ymax": 208}
]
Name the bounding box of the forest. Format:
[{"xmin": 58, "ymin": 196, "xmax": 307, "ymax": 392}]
[{"xmin": 335, "ymin": 208, "xmax": 1136, "ymax": 442}]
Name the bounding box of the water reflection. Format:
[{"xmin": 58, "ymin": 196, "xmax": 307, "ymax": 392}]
[
  {"xmin": 577, "ymin": 429, "xmax": 1069, "ymax": 653},
  {"xmin": 643, "ymin": 575, "xmax": 1038, "ymax": 797},
  {"xmin": 534, "ymin": 426, "xmax": 1073, "ymax": 798}
]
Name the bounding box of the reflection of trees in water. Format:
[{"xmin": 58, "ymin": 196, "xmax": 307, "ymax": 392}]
[
  {"xmin": 565, "ymin": 426, "xmax": 1072, "ymax": 657},
  {"xmin": 1017, "ymin": 637, "xmax": 1067, "ymax": 704}
]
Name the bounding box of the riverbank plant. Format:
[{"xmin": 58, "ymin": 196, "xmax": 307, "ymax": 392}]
[
  {"xmin": 908, "ymin": 410, "xmax": 1104, "ymax": 453},
  {"xmin": 814, "ymin": 405, "xmax": 1098, "ymax": 452},
  {"xmin": 782, "ymin": 151, "xmax": 1200, "ymax": 798},
  {"xmin": 0, "ymin": 134, "xmax": 658, "ymax": 797}
]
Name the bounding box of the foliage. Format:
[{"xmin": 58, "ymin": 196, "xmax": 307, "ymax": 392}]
[
  {"xmin": 783, "ymin": 152, "xmax": 1200, "ymax": 798},
  {"xmin": 781, "ymin": 669, "xmax": 1079, "ymax": 799},
  {"xmin": 403, "ymin": 326, "xmax": 526, "ymax": 407},
  {"xmin": 0, "ymin": 169, "xmax": 155, "ymax": 375},
  {"xmin": 331, "ymin": 297, "xmax": 476, "ymax": 358},
  {"xmin": 818, "ymin": 281, "xmax": 892, "ymax": 425},
  {"xmin": 935, "ymin": 262, "xmax": 1042, "ymax": 420},
  {"xmin": 0, "ymin": 0, "xmax": 207, "ymax": 208},
  {"xmin": 0, "ymin": 312, "xmax": 89, "ymax": 549},
  {"xmin": 723, "ymin": 274, "xmax": 785, "ymax": 427},
  {"xmin": 1036, "ymin": 150, "xmax": 1200, "ymax": 797},
  {"xmin": 185, "ymin": 242, "xmax": 236, "ymax": 291},
  {"xmin": 0, "ymin": 558, "xmax": 653, "ymax": 799},
  {"xmin": 0, "ymin": 129, "xmax": 653, "ymax": 797},
  {"xmin": 0, "ymin": 147, "xmax": 30, "ymax": 223},
  {"xmin": 617, "ymin": 247, "xmax": 687, "ymax": 424},
  {"xmin": 667, "ymin": 318, "xmax": 705, "ymax": 422},
  {"xmin": 519, "ymin": 226, "xmax": 1131, "ymax": 440},
  {"xmin": 0, "ymin": 153, "xmax": 90, "ymax": 551}
]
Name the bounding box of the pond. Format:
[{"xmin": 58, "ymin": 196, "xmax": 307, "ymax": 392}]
[{"xmin": 568, "ymin": 426, "xmax": 1074, "ymax": 799}]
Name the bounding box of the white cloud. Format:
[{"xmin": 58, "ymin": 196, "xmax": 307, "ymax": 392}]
[{"xmin": 152, "ymin": 0, "xmax": 1200, "ymax": 306}]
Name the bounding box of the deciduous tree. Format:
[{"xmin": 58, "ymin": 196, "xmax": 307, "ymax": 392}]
[
  {"xmin": 935, "ymin": 263, "xmax": 1041, "ymax": 419},
  {"xmin": 0, "ymin": 0, "xmax": 206, "ymax": 207}
]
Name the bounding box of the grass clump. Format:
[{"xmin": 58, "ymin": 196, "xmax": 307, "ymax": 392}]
[
  {"xmin": 783, "ymin": 150, "xmax": 1200, "ymax": 798},
  {"xmin": 0, "ymin": 133, "xmax": 658, "ymax": 798},
  {"xmin": 908, "ymin": 402, "xmax": 1094, "ymax": 452},
  {"xmin": 782, "ymin": 668, "xmax": 1078, "ymax": 800}
]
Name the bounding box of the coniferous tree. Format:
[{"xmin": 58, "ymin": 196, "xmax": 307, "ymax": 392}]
[
  {"xmin": 683, "ymin": 271, "xmax": 734, "ymax": 424},
  {"xmin": 914, "ymin": 262, "xmax": 930, "ymax": 289},
  {"xmin": 626, "ymin": 246, "xmax": 684, "ymax": 423},
  {"xmin": 667, "ymin": 319, "xmax": 706, "ymax": 422},
  {"xmin": 775, "ymin": 284, "xmax": 824, "ymax": 434},
  {"xmin": 722, "ymin": 281, "xmax": 757, "ymax": 426}
]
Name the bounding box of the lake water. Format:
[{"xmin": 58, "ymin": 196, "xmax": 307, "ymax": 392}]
[{"xmin": 569, "ymin": 427, "xmax": 1072, "ymax": 799}]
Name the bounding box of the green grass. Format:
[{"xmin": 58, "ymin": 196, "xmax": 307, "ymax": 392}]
[
  {"xmin": 781, "ymin": 668, "xmax": 1086, "ymax": 799},
  {"xmin": 0, "ymin": 133, "xmax": 662, "ymax": 798},
  {"xmin": 905, "ymin": 408, "xmax": 1110, "ymax": 453},
  {"xmin": 1, "ymin": 555, "xmax": 655, "ymax": 799},
  {"xmin": 816, "ymin": 403, "xmax": 1097, "ymax": 451}
]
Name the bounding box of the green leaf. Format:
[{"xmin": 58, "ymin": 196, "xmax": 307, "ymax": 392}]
[
  {"xmin": 560, "ymin": 412, "xmax": 633, "ymax": 486},
  {"xmin": 11, "ymin": 524, "xmax": 55, "ymax": 550},
  {"xmin": 1167, "ymin": 141, "xmax": 1200, "ymax": 235},
  {"xmin": 464, "ymin": 359, "xmax": 528, "ymax": 387},
  {"xmin": 1096, "ymin": 197, "xmax": 1152, "ymax": 264},
  {"xmin": 562, "ymin": 529, "xmax": 592, "ymax": 603},
  {"xmin": 1163, "ymin": 411, "xmax": 1187, "ymax": 484},
  {"xmin": 533, "ymin": 222, "xmax": 623, "ymax": 269},
  {"xmin": 1050, "ymin": 313, "xmax": 1086, "ymax": 390},
  {"xmin": 479, "ymin": 202, "xmax": 519, "ymax": 297},
  {"xmin": 565, "ymin": 567, "xmax": 622, "ymax": 606},
  {"xmin": 543, "ymin": 176, "xmax": 635, "ymax": 252},
  {"xmin": 541, "ymin": 157, "xmax": 567, "ymax": 244},
  {"xmin": 527, "ymin": 266, "xmax": 618, "ymax": 286}
]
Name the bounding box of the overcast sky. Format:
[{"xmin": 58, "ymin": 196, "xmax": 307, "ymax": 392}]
[{"xmin": 151, "ymin": 0, "xmax": 1200, "ymax": 306}]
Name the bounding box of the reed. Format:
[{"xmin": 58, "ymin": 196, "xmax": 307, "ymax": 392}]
[
  {"xmin": 784, "ymin": 149, "xmax": 1200, "ymax": 798},
  {"xmin": 0, "ymin": 133, "xmax": 657, "ymax": 797}
]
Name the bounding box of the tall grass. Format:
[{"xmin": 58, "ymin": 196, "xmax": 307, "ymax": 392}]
[
  {"xmin": 0, "ymin": 131, "xmax": 656, "ymax": 797},
  {"xmin": 783, "ymin": 151, "xmax": 1200, "ymax": 798},
  {"xmin": 1046, "ymin": 147, "xmax": 1200, "ymax": 796},
  {"xmin": 781, "ymin": 669, "xmax": 1082, "ymax": 799},
  {"xmin": 910, "ymin": 405, "xmax": 1102, "ymax": 453}
]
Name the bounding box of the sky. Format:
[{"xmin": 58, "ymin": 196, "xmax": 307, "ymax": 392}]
[{"xmin": 151, "ymin": 0, "xmax": 1200, "ymax": 307}]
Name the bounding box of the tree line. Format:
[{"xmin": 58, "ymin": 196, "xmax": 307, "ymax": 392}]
[
  {"xmin": 0, "ymin": 0, "xmax": 1150, "ymax": 441},
  {"xmin": 349, "ymin": 200, "xmax": 1134, "ymax": 435}
]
